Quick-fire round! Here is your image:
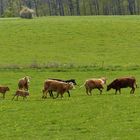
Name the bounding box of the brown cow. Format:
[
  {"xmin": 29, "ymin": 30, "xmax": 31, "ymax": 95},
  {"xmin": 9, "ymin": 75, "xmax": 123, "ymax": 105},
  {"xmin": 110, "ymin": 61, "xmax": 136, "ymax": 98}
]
[
  {"xmin": 18, "ymin": 76, "xmax": 30, "ymax": 91},
  {"xmin": 84, "ymin": 77, "xmax": 106, "ymax": 95},
  {"xmin": 42, "ymin": 80, "xmax": 75, "ymax": 99},
  {"xmin": 12, "ymin": 89, "xmax": 29, "ymax": 100},
  {"xmin": 0, "ymin": 86, "xmax": 10, "ymax": 99},
  {"xmin": 48, "ymin": 78, "xmax": 77, "ymax": 97},
  {"xmin": 107, "ymin": 76, "xmax": 137, "ymax": 94}
]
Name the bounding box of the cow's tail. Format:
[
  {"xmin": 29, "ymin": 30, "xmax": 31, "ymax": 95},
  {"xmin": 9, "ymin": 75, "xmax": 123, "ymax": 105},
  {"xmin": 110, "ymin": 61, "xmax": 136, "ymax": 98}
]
[
  {"xmin": 79, "ymin": 83, "xmax": 85, "ymax": 88},
  {"xmin": 134, "ymin": 79, "xmax": 138, "ymax": 88},
  {"xmin": 135, "ymin": 82, "xmax": 138, "ymax": 88}
]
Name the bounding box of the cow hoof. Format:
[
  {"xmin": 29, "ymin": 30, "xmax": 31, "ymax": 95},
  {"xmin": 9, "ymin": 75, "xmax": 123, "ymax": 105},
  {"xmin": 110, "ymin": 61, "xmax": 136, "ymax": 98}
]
[{"xmin": 42, "ymin": 96, "xmax": 45, "ymax": 99}]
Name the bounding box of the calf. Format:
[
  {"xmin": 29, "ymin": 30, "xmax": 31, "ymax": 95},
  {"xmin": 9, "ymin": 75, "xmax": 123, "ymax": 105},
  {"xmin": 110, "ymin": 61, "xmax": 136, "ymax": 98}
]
[
  {"xmin": 107, "ymin": 76, "xmax": 137, "ymax": 94},
  {"xmin": 42, "ymin": 80, "xmax": 75, "ymax": 99},
  {"xmin": 12, "ymin": 89, "xmax": 29, "ymax": 100},
  {"xmin": 0, "ymin": 86, "xmax": 10, "ymax": 99},
  {"xmin": 84, "ymin": 77, "xmax": 106, "ymax": 95}
]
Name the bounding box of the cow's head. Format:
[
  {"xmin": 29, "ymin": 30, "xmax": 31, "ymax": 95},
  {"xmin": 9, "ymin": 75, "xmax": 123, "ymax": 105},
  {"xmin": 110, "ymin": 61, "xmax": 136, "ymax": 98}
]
[
  {"xmin": 70, "ymin": 79, "xmax": 77, "ymax": 85},
  {"xmin": 107, "ymin": 85, "xmax": 111, "ymax": 91},
  {"xmin": 68, "ymin": 82, "xmax": 75, "ymax": 90},
  {"xmin": 25, "ymin": 76, "xmax": 31, "ymax": 83},
  {"xmin": 6, "ymin": 87, "xmax": 10, "ymax": 91}
]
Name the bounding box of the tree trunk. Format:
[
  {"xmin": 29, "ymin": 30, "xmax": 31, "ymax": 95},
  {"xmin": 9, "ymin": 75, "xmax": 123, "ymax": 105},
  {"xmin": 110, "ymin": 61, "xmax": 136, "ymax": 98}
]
[
  {"xmin": 58, "ymin": 0, "xmax": 64, "ymax": 16},
  {"xmin": 33, "ymin": 0, "xmax": 39, "ymax": 16},
  {"xmin": 68, "ymin": 0, "xmax": 74, "ymax": 15},
  {"xmin": 76, "ymin": 0, "xmax": 80, "ymax": 15},
  {"xmin": 0, "ymin": 0, "xmax": 4, "ymax": 16}
]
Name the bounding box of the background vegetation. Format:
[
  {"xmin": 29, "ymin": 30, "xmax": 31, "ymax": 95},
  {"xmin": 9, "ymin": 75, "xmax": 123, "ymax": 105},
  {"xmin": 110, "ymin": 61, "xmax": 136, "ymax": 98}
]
[{"xmin": 0, "ymin": 16, "xmax": 140, "ymax": 139}]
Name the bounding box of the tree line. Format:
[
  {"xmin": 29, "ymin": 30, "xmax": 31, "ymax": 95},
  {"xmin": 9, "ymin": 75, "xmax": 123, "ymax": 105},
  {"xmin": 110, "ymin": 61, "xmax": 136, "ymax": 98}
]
[{"xmin": 0, "ymin": 0, "xmax": 140, "ymax": 17}]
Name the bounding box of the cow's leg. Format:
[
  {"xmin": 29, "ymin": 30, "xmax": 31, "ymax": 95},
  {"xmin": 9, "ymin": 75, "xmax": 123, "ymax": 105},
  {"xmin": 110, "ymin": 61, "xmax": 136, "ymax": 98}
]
[
  {"xmin": 86, "ymin": 87, "xmax": 89, "ymax": 95},
  {"xmin": 130, "ymin": 87, "xmax": 135, "ymax": 94},
  {"xmin": 3, "ymin": 93, "xmax": 5, "ymax": 99},
  {"xmin": 98, "ymin": 88, "xmax": 102, "ymax": 94},
  {"xmin": 56, "ymin": 92, "xmax": 59, "ymax": 98},
  {"xmin": 89, "ymin": 89, "xmax": 92, "ymax": 96},
  {"xmin": 67, "ymin": 91, "xmax": 70, "ymax": 97},
  {"xmin": 45, "ymin": 90, "xmax": 49, "ymax": 98},
  {"xmin": 119, "ymin": 89, "xmax": 121, "ymax": 94},
  {"xmin": 23, "ymin": 96, "xmax": 27, "ymax": 100},
  {"xmin": 23, "ymin": 95, "xmax": 26, "ymax": 100},
  {"xmin": 42, "ymin": 89, "xmax": 47, "ymax": 99},
  {"xmin": 49, "ymin": 91, "xmax": 54, "ymax": 98},
  {"xmin": 133, "ymin": 87, "xmax": 135, "ymax": 94},
  {"xmin": 49, "ymin": 91, "xmax": 52, "ymax": 97},
  {"xmin": 16, "ymin": 95, "xmax": 19, "ymax": 101},
  {"xmin": 115, "ymin": 89, "xmax": 118, "ymax": 94},
  {"xmin": 42, "ymin": 90, "xmax": 45, "ymax": 99},
  {"xmin": 61, "ymin": 93, "xmax": 64, "ymax": 98},
  {"xmin": 12, "ymin": 94, "xmax": 16, "ymax": 100}
]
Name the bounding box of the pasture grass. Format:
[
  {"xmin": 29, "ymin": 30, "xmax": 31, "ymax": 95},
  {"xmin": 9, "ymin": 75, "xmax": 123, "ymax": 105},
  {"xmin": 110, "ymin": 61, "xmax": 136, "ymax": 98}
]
[
  {"xmin": 0, "ymin": 69, "xmax": 140, "ymax": 140},
  {"xmin": 0, "ymin": 16, "xmax": 140, "ymax": 68},
  {"xmin": 0, "ymin": 16, "xmax": 140, "ymax": 139}
]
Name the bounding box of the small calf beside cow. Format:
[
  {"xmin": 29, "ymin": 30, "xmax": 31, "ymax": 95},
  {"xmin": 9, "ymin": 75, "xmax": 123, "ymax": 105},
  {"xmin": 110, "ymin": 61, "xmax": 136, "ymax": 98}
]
[
  {"xmin": 12, "ymin": 76, "xmax": 31, "ymax": 100},
  {"xmin": 0, "ymin": 76, "xmax": 138, "ymax": 100},
  {"xmin": 12, "ymin": 89, "xmax": 29, "ymax": 101}
]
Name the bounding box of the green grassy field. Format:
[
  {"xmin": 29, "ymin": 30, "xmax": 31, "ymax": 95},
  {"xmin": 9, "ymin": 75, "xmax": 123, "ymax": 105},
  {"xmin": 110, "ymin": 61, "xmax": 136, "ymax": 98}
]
[
  {"xmin": 0, "ymin": 16, "xmax": 140, "ymax": 140},
  {"xmin": 0, "ymin": 16, "xmax": 140, "ymax": 68}
]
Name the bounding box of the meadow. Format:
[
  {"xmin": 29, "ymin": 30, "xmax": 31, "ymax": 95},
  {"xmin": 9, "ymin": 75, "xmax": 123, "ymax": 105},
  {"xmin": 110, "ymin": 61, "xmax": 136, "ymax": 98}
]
[{"xmin": 0, "ymin": 16, "xmax": 140, "ymax": 139}]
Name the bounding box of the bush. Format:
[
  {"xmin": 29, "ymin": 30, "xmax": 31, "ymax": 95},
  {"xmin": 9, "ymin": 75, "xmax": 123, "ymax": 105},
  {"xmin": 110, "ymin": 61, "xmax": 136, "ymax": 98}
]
[{"xmin": 20, "ymin": 7, "xmax": 35, "ymax": 19}]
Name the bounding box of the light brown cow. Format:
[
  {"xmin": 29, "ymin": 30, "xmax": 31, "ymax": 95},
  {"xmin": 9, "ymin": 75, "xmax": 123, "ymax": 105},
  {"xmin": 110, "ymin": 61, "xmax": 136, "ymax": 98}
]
[
  {"xmin": 42, "ymin": 80, "xmax": 75, "ymax": 99},
  {"xmin": 0, "ymin": 86, "xmax": 10, "ymax": 99},
  {"xmin": 12, "ymin": 89, "xmax": 29, "ymax": 100},
  {"xmin": 84, "ymin": 77, "xmax": 106, "ymax": 95},
  {"xmin": 18, "ymin": 76, "xmax": 30, "ymax": 91}
]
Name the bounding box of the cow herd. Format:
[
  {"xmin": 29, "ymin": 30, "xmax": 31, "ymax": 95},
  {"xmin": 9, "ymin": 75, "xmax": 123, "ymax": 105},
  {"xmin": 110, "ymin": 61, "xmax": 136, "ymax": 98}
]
[{"xmin": 0, "ymin": 76, "xmax": 138, "ymax": 100}]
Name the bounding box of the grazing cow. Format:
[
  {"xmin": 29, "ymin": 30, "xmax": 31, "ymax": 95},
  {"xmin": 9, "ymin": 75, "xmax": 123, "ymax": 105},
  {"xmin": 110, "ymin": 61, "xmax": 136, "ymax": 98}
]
[
  {"xmin": 0, "ymin": 86, "xmax": 10, "ymax": 99},
  {"xmin": 48, "ymin": 78, "xmax": 77, "ymax": 97},
  {"xmin": 84, "ymin": 77, "xmax": 106, "ymax": 95},
  {"xmin": 107, "ymin": 76, "xmax": 137, "ymax": 94},
  {"xmin": 12, "ymin": 89, "xmax": 29, "ymax": 100},
  {"xmin": 18, "ymin": 76, "xmax": 30, "ymax": 91},
  {"xmin": 42, "ymin": 80, "xmax": 75, "ymax": 99}
]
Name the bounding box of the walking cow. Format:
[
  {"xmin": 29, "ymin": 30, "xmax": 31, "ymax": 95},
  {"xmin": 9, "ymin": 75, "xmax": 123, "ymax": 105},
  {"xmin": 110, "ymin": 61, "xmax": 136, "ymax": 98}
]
[
  {"xmin": 83, "ymin": 77, "xmax": 106, "ymax": 95},
  {"xmin": 107, "ymin": 76, "xmax": 137, "ymax": 94},
  {"xmin": 48, "ymin": 78, "xmax": 77, "ymax": 97},
  {"xmin": 42, "ymin": 80, "xmax": 75, "ymax": 99},
  {"xmin": 0, "ymin": 86, "xmax": 10, "ymax": 99},
  {"xmin": 12, "ymin": 89, "xmax": 29, "ymax": 100}
]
